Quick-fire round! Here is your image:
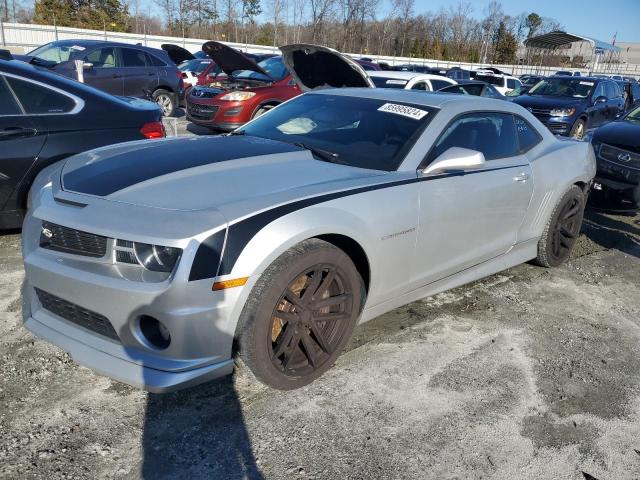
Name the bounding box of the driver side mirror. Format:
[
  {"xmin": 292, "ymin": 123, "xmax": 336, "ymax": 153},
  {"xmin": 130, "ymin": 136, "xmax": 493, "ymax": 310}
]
[
  {"xmin": 422, "ymin": 147, "xmax": 486, "ymax": 176},
  {"xmin": 594, "ymin": 95, "xmax": 607, "ymax": 105},
  {"xmin": 82, "ymin": 62, "xmax": 93, "ymax": 70}
]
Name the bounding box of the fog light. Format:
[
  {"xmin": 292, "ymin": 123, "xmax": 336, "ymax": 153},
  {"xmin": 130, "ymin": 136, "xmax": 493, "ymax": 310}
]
[{"xmin": 138, "ymin": 315, "xmax": 171, "ymax": 350}]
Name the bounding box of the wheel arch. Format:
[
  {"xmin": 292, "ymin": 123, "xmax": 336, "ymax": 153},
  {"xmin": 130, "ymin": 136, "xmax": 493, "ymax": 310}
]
[{"xmin": 313, "ymin": 233, "xmax": 371, "ymax": 293}]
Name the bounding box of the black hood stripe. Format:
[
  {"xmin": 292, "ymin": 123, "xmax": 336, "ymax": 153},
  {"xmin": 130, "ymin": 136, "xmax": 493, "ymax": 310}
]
[
  {"xmin": 63, "ymin": 136, "xmax": 302, "ymax": 197},
  {"xmin": 189, "ymin": 164, "xmax": 527, "ymax": 281}
]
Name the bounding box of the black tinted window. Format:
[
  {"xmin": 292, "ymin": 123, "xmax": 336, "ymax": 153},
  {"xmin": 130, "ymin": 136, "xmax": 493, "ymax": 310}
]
[
  {"xmin": 121, "ymin": 48, "xmax": 148, "ymax": 67},
  {"xmin": 85, "ymin": 47, "xmax": 116, "ymax": 68},
  {"xmin": 147, "ymin": 53, "xmax": 167, "ymax": 67},
  {"xmin": 5, "ymin": 77, "xmax": 75, "ymax": 114},
  {"xmin": 515, "ymin": 116, "xmax": 542, "ymax": 152},
  {"xmin": 431, "ymin": 79, "xmax": 451, "ymax": 91},
  {"xmin": 0, "ymin": 77, "xmax": 22, "ymax": 115},
  {"xmin": 429, "ymin": 112, "xmax": 519, "ymax": 162},
  {"xmin": 411, "ymin": 81, "xmax": 427, "ymax": 91}
]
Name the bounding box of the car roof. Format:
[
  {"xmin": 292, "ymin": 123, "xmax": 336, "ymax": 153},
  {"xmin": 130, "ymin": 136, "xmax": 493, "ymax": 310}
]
[
  {"xmin": 311, "ymin": 87, "xmax": 521, "ymax": 111},
  {"xmin": 368, "ymin": 70, "xmax": 451, "ymax": 81}
]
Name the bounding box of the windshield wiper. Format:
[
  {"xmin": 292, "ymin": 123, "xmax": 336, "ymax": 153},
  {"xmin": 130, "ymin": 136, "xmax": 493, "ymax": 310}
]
[{"xmin": 293, "ymin": 142, "xmax": 342, "ymax": 164}]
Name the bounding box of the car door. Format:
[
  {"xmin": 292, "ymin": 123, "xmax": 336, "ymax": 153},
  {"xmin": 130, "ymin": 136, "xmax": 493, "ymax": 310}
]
[
  {"xmin": 81, "ymin": 47, "xmax": 124, "ymax": 96},
  {"xmin": 119, "ymin": 47, "xmax": 156, "ymax": 97},
  {"xmin": 0, "ymin": 75, "xmax": 48, "ymax": 210},
  {"xmin": 412, "ymin": 112, "xmax": 533, "ymax": 286},
  {"xmin": 589, "ymin": 82, "xmax": 608, "ymax": 127}
]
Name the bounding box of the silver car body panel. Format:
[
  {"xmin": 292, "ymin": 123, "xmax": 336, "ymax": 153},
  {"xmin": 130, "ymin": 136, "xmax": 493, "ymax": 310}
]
[{"xmin": 22, "ymin": 89, "xmax": 596, "ymax": 392}]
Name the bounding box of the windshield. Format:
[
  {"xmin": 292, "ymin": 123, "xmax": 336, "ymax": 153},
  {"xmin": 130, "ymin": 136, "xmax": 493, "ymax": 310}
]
[
  {"xmin": 528, "ymin": 78, "xmax": 594, "ymax": 98},
  {"xmin": 371, "ymin": 77, "xmax": 408, "ymax": 89},
  {"xmin": 179, "ymin": 59, "xmax": 213, "ymax": 73},
  {"xmin": 241, "ymin": 94, "xmax": 436, "ymax": 171},
  {"xmin": 234, "ymin": 56, "xmax": 288, "ymax": 81},
  {"xmin": 28, "ymin": 42, "xmax": 85, "ymax": 64},
  {"xmin": 625, "ymin": 105, "xmax": 640, "ymax": 122}
]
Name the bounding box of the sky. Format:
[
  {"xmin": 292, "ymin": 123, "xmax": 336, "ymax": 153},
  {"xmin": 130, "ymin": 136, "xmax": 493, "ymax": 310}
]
[{"xmin": 408, "ymin": 0, "xmax": 640, "ymax": 43}]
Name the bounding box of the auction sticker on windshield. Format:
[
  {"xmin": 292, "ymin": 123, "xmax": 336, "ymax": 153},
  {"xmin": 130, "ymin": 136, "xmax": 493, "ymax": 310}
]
[{"xmin": 378, "ymin": 103, "xmax": 428, "ymax": 120}]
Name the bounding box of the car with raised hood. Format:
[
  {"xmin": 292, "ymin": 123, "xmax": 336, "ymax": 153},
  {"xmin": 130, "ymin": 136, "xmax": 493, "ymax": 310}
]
[
  {"xmin": 368, "ymin": 70, "xmax": 456, "ymax": 91},
  {"xmin": 16, "ymin": 40, "xmax": 185, "ymax": 116},
  {"xmin": 185, "ymin": 42, "xmax": 301, "ymax": 130},
  {"xmin": 0, "ymin": 52, "xmax": 164, "ymax": 230},
  {"xmin": 512, "ymin": 76, "xmax": 626, "ymax": 139},
  {"xmin": 22, "ymin": 44, "xmax": 595, "ymax": 392},
  {"xmin": 586, "ymin": 103, "xmax": 640, "ymax": 211}
]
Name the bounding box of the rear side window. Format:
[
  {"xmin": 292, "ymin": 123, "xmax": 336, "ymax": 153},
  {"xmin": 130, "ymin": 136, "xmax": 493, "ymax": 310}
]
[
  {"xmin": 411, "ymin": 81, "xmax": 427, "ymax": 91},
  {"xmin": 0, "ymin": 77, "xmax": 22, "ymax": 115},
  {"xmin": 507, "ymin": 78, "xmax": 516, "ymax": 89},
  {"xmin": 121, "ymin": 48, "xmax": 148, "ymax": 67},
  {"xmin": 428, "ymin": 112, "xmax": 519, "ymax": 163},
  {"xmin": 430, "ymin": 79, "xmax": 452, "ymax": 91},
  {"xmin": 514, "ymin": 115, "xmax": 542, "ymax": 153},
  {"xmin": 5, "ymin": 77, "xmax": 76, "ymax": 114},
  {"xmin": 147, "ymin": 53, "xmax": 167, "ymax": 67}
]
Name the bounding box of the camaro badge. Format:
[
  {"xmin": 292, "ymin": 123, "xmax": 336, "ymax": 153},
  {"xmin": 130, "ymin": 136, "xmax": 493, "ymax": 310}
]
[{"xmin": 41, "ymin": 227, "xmax": 53, "ymax": 239}]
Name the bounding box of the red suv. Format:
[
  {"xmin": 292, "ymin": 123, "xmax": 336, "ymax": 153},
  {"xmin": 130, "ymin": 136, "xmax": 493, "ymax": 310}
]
[{"xmin": 186, "ymin": 42, "xmax": 300, "ymax": 131}]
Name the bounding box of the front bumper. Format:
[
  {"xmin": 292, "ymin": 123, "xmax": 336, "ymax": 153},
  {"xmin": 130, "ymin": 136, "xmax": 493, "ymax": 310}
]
[
  {"xmin": 186, "ymin": 99, "xmax": 250, "ymax": 130},
  {"xmin": 533, "ymin": 115, "xmax": 576, "ymax": 136},
  {"xmin": 21, "ymin": 187, "xmax": 253, "ymax": 392}
]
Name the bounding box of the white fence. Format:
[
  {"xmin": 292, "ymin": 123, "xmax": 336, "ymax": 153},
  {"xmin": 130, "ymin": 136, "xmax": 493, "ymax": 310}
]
[{"xmin": 2, "ymin": 21, "xmax": 639, "ymax": 77}]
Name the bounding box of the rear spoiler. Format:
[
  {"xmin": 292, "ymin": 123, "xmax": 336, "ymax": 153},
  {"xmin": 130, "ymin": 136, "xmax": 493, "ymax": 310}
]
[{"xmin": 0, "ymin": 49, "xmax": 14, "ymax": 61}]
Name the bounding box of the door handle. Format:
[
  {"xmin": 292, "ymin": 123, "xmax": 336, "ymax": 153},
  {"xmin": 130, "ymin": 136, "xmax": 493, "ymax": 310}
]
[
  {"xmin": 0, "ymin": 127, "xmax": 37, "ymax": 139},
  {"xmin": 513, "ymin": 172, "xmax": 530, "ymax": 183}
]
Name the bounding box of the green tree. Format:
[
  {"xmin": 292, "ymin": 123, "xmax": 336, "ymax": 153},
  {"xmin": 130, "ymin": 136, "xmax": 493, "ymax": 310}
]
[
  {"xmin": 493, "ymin": 21, "xmax": 517, "ymax": 63},
  {"xmin": 33, "ymin": 0, "xmax": 74, "ymax": 26},
  {"xmin": 525, "ymin": 12, "xmax": 542, "ymax": 39}
]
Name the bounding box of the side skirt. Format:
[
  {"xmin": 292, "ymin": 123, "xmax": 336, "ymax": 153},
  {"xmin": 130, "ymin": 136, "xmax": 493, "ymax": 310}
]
[{"xmin": 359, "ymin": 238, "xmax": 539, "ymax": 324}]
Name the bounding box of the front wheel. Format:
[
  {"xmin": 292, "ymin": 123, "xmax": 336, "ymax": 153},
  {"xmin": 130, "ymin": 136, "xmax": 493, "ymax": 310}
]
[
  {"xmin": 534, "ymin": 185, "xmax": 585, "ymax": 267},
  {"xmin": 236, "ymin": 239, "xmax": 365, "ymax": 390},
  {"xmin": 152, "ymin": 89, "xmax": 176, "ymax": 117},
  {"xmin": 569, "ymin": 118, "xmax": 586, "ymax": 139}
]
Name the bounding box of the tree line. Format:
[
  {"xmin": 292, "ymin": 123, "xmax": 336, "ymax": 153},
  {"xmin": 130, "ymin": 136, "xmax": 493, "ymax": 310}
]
[{"xmin": 15, "ymin": 0, "xmax": 563, "ymax": 63}]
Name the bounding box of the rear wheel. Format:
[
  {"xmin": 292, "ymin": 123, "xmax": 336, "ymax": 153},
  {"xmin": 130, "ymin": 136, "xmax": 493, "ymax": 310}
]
[
  {"xmin": 236, "ymin": 239, "xmax": 365, "ymax": 390},
  {"xmin": 534, "ymin": 185, "xmax": 585, "ymax": 267},
  {"xmin": 152, "ymin": 89, "xmax": 176, "ymax": 117}
]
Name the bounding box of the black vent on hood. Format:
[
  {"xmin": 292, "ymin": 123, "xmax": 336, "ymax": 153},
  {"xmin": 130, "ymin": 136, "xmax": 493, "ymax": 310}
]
[{"xmin": 288, "ymin": 50, "xmax": 371, "ymax": 90}]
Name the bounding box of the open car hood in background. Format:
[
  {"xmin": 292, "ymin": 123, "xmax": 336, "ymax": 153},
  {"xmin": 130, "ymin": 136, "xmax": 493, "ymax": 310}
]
[
  {"xmin": 201, "ymin": 41, "xmax": 269, "ymax": 77},
  {"xmin": 280, "ymin": 44, "xmax": 374, "ymax": 92},
  {"xmin": 161, "ymin": 44, "xmax": 196, "ymax": 64}
]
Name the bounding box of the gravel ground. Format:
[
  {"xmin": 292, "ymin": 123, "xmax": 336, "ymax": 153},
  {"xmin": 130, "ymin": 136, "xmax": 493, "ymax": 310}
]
[{"xmin": 1, "ymin": 202, "xmax": 640, "ymax": 479}]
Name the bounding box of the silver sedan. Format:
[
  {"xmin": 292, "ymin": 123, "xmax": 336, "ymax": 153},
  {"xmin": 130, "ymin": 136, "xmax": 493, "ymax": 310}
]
[{"xmin": 22, "ymin": 88, "xmax": 595, "ymax": 391}]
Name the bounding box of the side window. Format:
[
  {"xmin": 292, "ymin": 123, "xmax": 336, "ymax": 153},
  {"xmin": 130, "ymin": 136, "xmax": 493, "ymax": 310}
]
[
  {"xmin": 430, "ymin": 79, "xmax": 452, "ymax": 91},
  {"xmin": 0, "ymin": 77, "xmax": 22, "ymax": 115},
  {"xmin": 121, "ymin": 48, "xmax": 148, "ymax": 67},
  {"xmin": 427, "ymin": 112, "xmax": 520, "ymax": 164},
  {"xmin": 593, "ymin": 82, "xmax": 606, "ymax": 99},
  {"xmin": 146, "ymin": 53, "xmax": 167, "ymax": 67},
  {"xmin": 5, "ymin": 77, "xmax": 76, "ymax": 114},
  {"xmin": 411, "ymin": 81, "xmax": 427, "ymax": 91},
  {"xmin": 514, "ymin": 115, "xmax": 542, "ymax": 153},
  {"xmin": 84, "ymin": 48, "xmax": 116, "ymax": 68},
  {"xmin": 507, "ymin": 78, "xmax": 516, "ymax": 89},
  {"xmin": 484, "ymin": 86, "xmax": 501, "ymax": 98}
]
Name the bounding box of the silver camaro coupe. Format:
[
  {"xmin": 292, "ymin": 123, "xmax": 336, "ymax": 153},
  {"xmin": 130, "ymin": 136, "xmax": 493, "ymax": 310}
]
[{"xmin": 22, "ymin": 47, "xmax": 596, "ymax": 391}]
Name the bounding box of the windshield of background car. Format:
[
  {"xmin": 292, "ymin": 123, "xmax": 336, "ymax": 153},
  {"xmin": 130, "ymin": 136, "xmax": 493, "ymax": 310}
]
[
  {"xmin": 371, "ymin": 77, "xmax": 409, "ymax": 89},
  {"xmin": 241, "ymin": 94, "xmax": 437, "ymax": 171},
  {"xmin": 179, "ymin": 59, "xmax": 213, "ymax": 73},
  {"xmin": 528, "ymin": 78, "xmax": 594, "ymax": 98},
  {"xmin": 28, "ymin": 42, "xmax": 85, "ymax": 63},
  {"xmin": 234, "ymin": 56, "xmax": 288, "ymax": 81}
]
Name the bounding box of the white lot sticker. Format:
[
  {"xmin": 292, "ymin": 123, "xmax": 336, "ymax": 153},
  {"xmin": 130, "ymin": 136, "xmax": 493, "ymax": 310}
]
[
  {"xmin": 386, "ymin": 79, "xmax": 408, "ymax": 85},
  {"xmin": 579, "ymin": 81, "xmax": 594, "ymax": 86},
  {"xmin": 70, "ymin": 45, "xmax": 86, "ymax": 51},
  {"xmin": 378, "ymin": 103, "xmax": 428, "ymax": 120}
]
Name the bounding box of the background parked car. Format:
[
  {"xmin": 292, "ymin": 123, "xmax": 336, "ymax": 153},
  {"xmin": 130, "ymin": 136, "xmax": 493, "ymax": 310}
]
[
  {"xmin": 446, "ymin": 67, "xmax": 471, "ymax": 81},
  {"xmin": 16, "ymin": 40, "xmax": 184, "ymax": 116},
  {"xmin": 512, "ymin": 76, "xmax": 625, "ymax": 139},
  {"xmin": 0, "ymin": 54, "xmax": 164, "ymax": 229},
  {"xmin": 368, "ymin": 70, "xmax": 456, "ymax": 91},
  {"xmin": 438, "ymin": 80, "xmax": 504, "ymax": 99},
  {"xmin": 587, "ymin": 103, "xmax": 640, "ymax": 211},
  {"xmin": 471, "ymin": 70, "xmax": 521, "ymax": 95},
  {"xmin": 555, "ymin": 70, "xmax": 582, "ymax": 76}
]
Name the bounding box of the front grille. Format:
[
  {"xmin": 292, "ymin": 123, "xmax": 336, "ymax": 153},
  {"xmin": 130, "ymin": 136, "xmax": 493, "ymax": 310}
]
[
  {"xmin": 530, "ymin": 108, "xmax": 552, "ymax": 116},
  {"xmin": 40, "ymin": 222, "xmax": 107, "ymax": 258},
  {"xmin": 187, "ymin": 102, "xmax": 219, "ymax": 120},
  {"xmin": 599, "ymin": 144, "xmax": 640, "ymax": 169},
  {"xmin": 35, "ymin": 288, "xmax": 119, "ymax": 341}
]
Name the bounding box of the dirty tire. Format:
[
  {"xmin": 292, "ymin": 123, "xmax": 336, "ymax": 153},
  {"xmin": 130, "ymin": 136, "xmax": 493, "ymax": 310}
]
[
  {"xmin": 251, "ymin": 104, "xmax": 273, "ymax": 119},
  {"xmin": 152, "ymin": 89, "xmax": 176, "ymax": 117},
  {"xmin": 569, "ymin": 118, "xmax": 586, "ymax": 139},
  {"xmin": 534, "ymin": 185, "xmax": 585, "ymax": 268},
  {"xmin": 236, "ymin": 239, "xmax": 365, "ymax": 390}
]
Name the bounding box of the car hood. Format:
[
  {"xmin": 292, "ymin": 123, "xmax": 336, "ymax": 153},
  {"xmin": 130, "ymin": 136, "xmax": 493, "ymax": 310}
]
[
  {"xmin": 201, "ymin": 41, "xmax": 269, "ymax": 77},
  {"xmin": 593, "ymin": 119, "xmax": 640, "ymax": 153},
  {"xmin": 280, "ymin": 43, "xmax": 374, "ymax": 92},
  {"xmin": 161, "ymin": 44, "xmax": 196, "ymax": 64},
  {"xmin": 60, "ymin": 135, "xmax": 383, "ymax": 212},
  {"xmin": 513, "ymin": 94, "xmax": 585, "ymax": 110}
]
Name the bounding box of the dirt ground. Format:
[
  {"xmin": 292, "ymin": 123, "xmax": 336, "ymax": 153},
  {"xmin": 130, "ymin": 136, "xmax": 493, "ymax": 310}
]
[{"xmin": 1, "ymin": 208, "xmax": 639, "ymax": 480}]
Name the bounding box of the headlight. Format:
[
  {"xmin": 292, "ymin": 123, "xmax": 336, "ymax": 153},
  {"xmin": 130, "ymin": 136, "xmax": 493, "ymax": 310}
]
[
  {"xmin": 550, "ymin": 107, "xmax": 576, "ymax": 117},
  {"xmin": 115, "ymin": 240, "xmax": 181, "ymax": 273},
  {"xmin": 220, "ymin": 91, "xmax": 256, "ymax": 101}
]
